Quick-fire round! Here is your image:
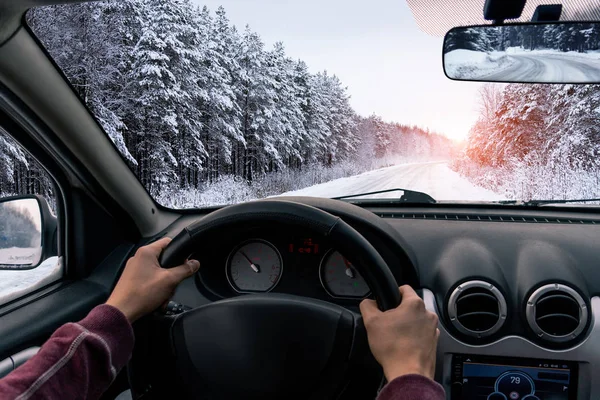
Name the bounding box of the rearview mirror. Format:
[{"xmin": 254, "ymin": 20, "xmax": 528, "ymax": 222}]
[
  {"xmin": 0, "ymin": 195, "xmax": 56, "ymax": 270},
  {"xmin": 443, "ymin": 22, "xmax": 600, "ymax": 83}
]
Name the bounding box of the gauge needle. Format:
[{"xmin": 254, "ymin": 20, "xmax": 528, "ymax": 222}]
[
  {"xmin": 240, "ymin": 251, "xmax": 260, "ymax": 273},
  {"xmin": 342, "ymin": 257, "xmax": 355, "ymax": 279}
]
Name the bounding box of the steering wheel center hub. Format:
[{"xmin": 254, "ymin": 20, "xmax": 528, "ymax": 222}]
[{"xmin": 171, "ymin": 294, "xmax": 355, "ymax": 400}]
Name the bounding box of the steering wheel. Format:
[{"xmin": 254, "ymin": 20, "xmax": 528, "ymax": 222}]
[{"xmin": 131, "ymin": 200, "xmax": 402, "ymax": 400}]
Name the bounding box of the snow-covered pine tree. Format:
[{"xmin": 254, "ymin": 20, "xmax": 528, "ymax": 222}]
[
  {"xmin": 25, "ymin": 2, "xmax": 454, "ymax": 205},
  {"xmin": 201, "ymin": 6, "xmax": 243, "ymax": 182},
  {"xmin": 128, "ymin": 0, "xmax": 185, "ymax": 192}
]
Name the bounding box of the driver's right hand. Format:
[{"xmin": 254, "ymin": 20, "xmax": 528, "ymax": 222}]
[{"xmin": 360, "ymin": 285, "xmax": 440, "ymax": 382}]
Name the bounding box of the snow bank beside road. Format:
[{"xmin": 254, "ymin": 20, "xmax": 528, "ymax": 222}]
[
  {"xmin": 445, "ymin": 49, "xmax": 516, "ymax": 79},
  {"xmin": 506, "ymin": 47, "xmax": 600, "ymax": 60},
  {"xmin": 0, "ymin": 256, "xmax": 61, "ymax": 304}
]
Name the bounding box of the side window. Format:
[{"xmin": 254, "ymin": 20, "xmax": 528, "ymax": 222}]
[{"xmin": 0, "ymin": 127, "xmax": 61, "ymax": 306}]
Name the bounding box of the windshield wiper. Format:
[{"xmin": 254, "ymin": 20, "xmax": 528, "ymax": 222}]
[
  {"xmin": 332, "ymin": 188, "xmax": 436, "ymax": 204},
  {"xmin": 500, "ymin": 198, "xmax": 600, "ymax": 207}
]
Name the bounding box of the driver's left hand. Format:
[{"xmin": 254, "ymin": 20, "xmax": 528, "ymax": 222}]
[{"xmin": 106, "ymin": 238, "xmax": 200, "ymax": 323}]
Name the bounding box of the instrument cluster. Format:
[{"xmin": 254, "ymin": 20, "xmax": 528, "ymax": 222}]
[{"xmin": 194, "ymin": 231, "xmax": 372, "ymax": 303}]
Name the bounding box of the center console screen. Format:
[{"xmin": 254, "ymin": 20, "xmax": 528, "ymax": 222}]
[{"xmin": 451, "ymin": 354, "xmax": 578, "ymax": 400}]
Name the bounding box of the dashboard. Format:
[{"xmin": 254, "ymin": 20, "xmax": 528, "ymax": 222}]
[{"xmin": 168, "ymin": 200, "xmax": 600, "ymax": 399}]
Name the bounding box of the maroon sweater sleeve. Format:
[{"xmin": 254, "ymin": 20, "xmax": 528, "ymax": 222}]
[
  {"xmin": 377, "ymin": 374, "xmax": 446, "ymax": 400},
  {"xmin": 0, "ymin": 304, "xmax": 134, "ymax": 400}
]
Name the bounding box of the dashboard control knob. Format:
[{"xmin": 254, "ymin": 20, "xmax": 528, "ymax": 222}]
[
  {"xmin": 451, "ymin": 382, "xmax": 462, "ymax": 398},
  {"xmin": 164, "ymin": 301, "xmax": 189, "ymax": 315}
]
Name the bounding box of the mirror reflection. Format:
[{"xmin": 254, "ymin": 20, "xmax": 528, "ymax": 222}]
[
  {"xmin": 0, "ymin": 198, "xmax": 42, "ymax": 268},
  {"xmin": 444, "ymin": 23, "xmax": 600, "ymax": 83}
]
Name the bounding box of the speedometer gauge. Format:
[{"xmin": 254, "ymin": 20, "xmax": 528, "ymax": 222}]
[
  {"xmin": 226, "ymin": 239, "xmax": 283, "ymax": 293},
  {"xmin": 319, "ymin": 250, "xmax": 370, "ymax": 299}
]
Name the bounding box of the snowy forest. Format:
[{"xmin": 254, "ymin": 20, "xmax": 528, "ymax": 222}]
[
  {"xmin": 0, "ymin": 0, "xmax": 454, "ymax": 208},
  {"xmin": 0, "ymin": 130, "xmax": 55, "ymax": 203},
  {"xmin": 445, "ymin": 23, "xmax": 600, "ymax": 54},
  {"xmin": 453, "ymin": 83, "xmax": 600, "ymax": 201}
]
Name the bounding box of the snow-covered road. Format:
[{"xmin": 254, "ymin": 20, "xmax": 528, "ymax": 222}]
[
  {"xmin": 484, "ymin": 53, "xmax": 600, "ymax": 82},
  {"xmin": 281, "ymin": 161, "xmax": 500, "ymax": 201}
]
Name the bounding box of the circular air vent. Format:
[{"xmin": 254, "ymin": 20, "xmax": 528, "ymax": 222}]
[
  {"xmin": 526, "ymin": 284, "xmax": 588, "ymax": 343},
  {"xmin": 447, "ymin": 280, "xmax": 507, "ymax": 338}
]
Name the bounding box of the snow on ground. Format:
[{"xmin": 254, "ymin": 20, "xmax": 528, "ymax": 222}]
[
  {"xmin": 0, "ymin": 256, "xmax": 61, "ymax": 305},
  {"xmin": 486, "ymin": 52, "xmax": 600, "ymax": 82},
  {"xmin": 279, "ymin": 161, "xmax": 501, "ymax": 201},
  {"xmin": 445, "ymin": 49, "xmax": 516, "ymax": 80}
]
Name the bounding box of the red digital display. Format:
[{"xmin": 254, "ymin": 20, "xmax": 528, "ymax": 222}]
[{"xmin": 288, "ymin": 238, "xmax": 320, "ymax": 255}]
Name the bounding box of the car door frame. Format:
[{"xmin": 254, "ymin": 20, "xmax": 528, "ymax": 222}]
[{"xmin": 0, "ymin": 76, "xmax": 141, "ymax": 359}]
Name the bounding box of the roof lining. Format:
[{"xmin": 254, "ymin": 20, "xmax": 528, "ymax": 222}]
[{"xmin": 407, "ymin": 0, "xmax": 600, "ymax": 36}]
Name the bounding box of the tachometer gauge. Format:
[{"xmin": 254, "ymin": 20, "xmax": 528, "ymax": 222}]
[
  {"xmin": 226, "ymin": 239, "xmax": 283, "ymax": 293},
  {"xmin": 319, "ymin": 250, "xmax": 370, "ymax": 299}
]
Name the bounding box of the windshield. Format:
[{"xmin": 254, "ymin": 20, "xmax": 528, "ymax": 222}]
[{"xmin": 27, "ymin": 1, "xmax": 600, "ymax": 208}]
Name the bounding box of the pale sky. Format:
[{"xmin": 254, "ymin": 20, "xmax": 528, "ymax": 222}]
[{"xmin": 193, "ymin": 0, "xmax": 484, "ymax": 141}]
